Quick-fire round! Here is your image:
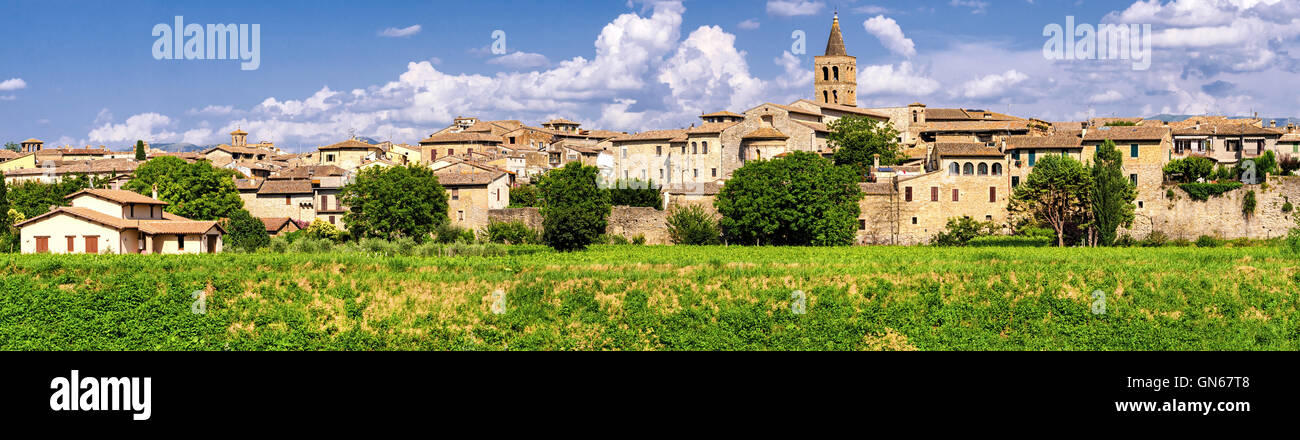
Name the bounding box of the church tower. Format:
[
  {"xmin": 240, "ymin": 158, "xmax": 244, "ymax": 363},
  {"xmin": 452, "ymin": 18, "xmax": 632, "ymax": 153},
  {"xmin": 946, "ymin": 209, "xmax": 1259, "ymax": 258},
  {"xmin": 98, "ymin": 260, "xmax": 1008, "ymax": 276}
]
[{"xmin": 814, "ymin": 13, "xmax": 857, "ymax": 106}]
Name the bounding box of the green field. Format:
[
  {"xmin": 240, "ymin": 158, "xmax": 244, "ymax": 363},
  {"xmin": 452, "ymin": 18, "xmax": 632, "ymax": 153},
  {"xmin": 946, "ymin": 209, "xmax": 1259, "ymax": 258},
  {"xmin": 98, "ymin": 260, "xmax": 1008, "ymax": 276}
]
[{"xmin": 1, "ymin": 245, "xmax": 1296, "ymax": 350}]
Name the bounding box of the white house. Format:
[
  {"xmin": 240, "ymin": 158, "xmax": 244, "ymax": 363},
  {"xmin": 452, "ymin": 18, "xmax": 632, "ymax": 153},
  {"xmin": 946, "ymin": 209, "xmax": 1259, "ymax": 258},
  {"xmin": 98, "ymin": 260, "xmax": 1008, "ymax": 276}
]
[{"xmin": 16, "ymin": 189, "xmax": 225, "ymax": 254}]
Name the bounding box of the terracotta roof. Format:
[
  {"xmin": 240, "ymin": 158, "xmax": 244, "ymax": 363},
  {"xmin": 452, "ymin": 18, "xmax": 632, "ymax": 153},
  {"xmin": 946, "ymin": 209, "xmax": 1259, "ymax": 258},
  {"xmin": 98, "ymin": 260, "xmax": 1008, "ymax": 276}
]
[
  {"xmin": 55, "ymin": 148, "xmax": 110, "ymax": 156},
  {"xmin": 257, "ymin": 179, "xmax": 314, "ymax": 195},
  {"xmin": 68, "ymin": 189, "xmax": 167, "ymax": 205},
  {"xmin": 261, "ymin": 217, "xmax": 298, "ymax": 233},
  {"xmin": 435, "ymin": 170, "xmax": 507, "ymax": 186},
  {"xmin": 918, "ymin": 121, "xmax": 1030, "ymax": 133},
  {"xmin": 859, "ymin": 182, "xmax": 894, "ymax": 195},
  {"xmin": 741, "ymin": 127, "xmax": 789, "ymax": 140},
  {"xmin": 16, "ymin": 206, "xmax": 133, "ymax": 230},
  {"xmin": 1172, "ymin": 123, "xmax": 1281, "ymax": 137},
  {"xmin": 766, "ymin": 103, "xmax": 822, "ymax": 117},
  {"xmin": 701, "ymin": 111, "xmax": 743, "ymax": 118},
  {"xmin": 162, "ymin": 211, "xmax": 191, "ymax": 221},
  {"xmin": 319, "ymin": 139, "xmax": 382, "ymax": 151},
  {"xmin": 137, "ymin": 221, "xmax": 223, "ymax": 235},
  {"xmin": 1005, "ymin": 134, "xmax": 1083, "ymax": 150},
  {"xmin": 580, "ymin": 129, "xmax": 627, "ymax": 140},
  {"xmin": 234, "ymin": 179, "xmax": 262, "ymax": 191},
  {"xmin": 271, "ymin": 165, "xmax": 347, "ymax": 179},
  {"xmin": 793, "ymin": 100, "xmax": 890, "ymax": 119},
  {"xmin": 0, "ymin": 150, "xmax": 20, "ymax": 160},
  {"xmin": 1083, "ymin": 126, "xmax": 1169, "ymax": 141},
  {"xmin": 611, "ymin": 129, "xmax": 690, "ymax": 142},
  {"xmin": 230, "ymin": 129, "xmax": 248, "ymax": 135},
  {"xmin": 22, "ymin": 138, "xmax": 43, "ymax": 143},
  {"xmin": 419, "ymin": 132, "xmax": 504, "ymax": 144},
  {"xmin": 686, "ymin": 122, "xmax": 740, "ymax": 135},
  {"xmin": 543, "ymin": 118, "xmax": 580, "ymax": 126},
  {"xmin": 793, "ymin": 120, "xmax": 830, "ymax": 133},
  {"xmin": 664, "ymin": 182, "xmax": 724, "ymax": 195},
  {"xmin": 934, "ymin": 143, "xmax": 1004, "ymax": 158},
  {"xmin": 1279, "ymin": 134, "xmax": 1300, "ymax": 142}
]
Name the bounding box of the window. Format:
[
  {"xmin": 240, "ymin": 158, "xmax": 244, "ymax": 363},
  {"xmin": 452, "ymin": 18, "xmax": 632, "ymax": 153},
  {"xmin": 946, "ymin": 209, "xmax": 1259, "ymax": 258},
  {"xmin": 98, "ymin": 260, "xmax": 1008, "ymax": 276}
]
[
  {"xmin": 326, "ymin": 154, "xmax": 336, "ymax": 162},
  {"xmin": 451, "ymin": 188, "xmax": 459, "ymax": 201},
  {"xmin": 447, "ymin": 149, "xmax": 453, "ymax": 156},
  {"xmin": 963, "ymin": 163, "xmax": 974, "ymax": 175},
  {"xmin": 905, "ymin": 186, "xmax": 913, "ymax": 202},
  {"xmin": 712, "ymin": 168, "xmax": 717, "ymax": 177},
  {"xmin": 285, "ymin": 195, "xmax": 291, "ymax": 205},
  {"xmin": 989, "ymin": 187, "xmax": 997, "ymax": 203},
  {"xmin": 949, "ymin": 163, "xmax": 960, "ymax": 175},
  {"xmin": 329, "ymin": 216, "xmax": 335, "ymax": 225},
  {"xmin": 833, "ymin": 90, "xmax": 838, "ymax": 103},
  {"xmin": 177, "ymin": 235, "xmax": 184, "ymax": 250},
  {"xmin": 978, "ymin": 163, "xmax": 989, "ymax": 176},
  {"xmin": 656, "ymin": 146, "xmax": 662, "ymax": 156},
  {"xmin": 1130, "ymin": 144, "xmax": 1139, "ymax": 158},
  {"xmin": 321, "ymin": 195, "xmax": 328, "ymax": 207},
  {"xmin": 467, "ymin": 148, "xmax": 473, "ymax": 156},
  {"xmin": 66, "ymin": 236, "xmax": 76, "ymax": 252},
  {"xmin": 1130, "ymin": 174, "xmax": 1138, "ymax": 186},
  {"xmin": 931, "ymin": 187, "xmax": 939, "ymax": 202},
  {"xmin": 659, "ymin": 169, "xmax": 664, "ymax": 180},
  {"xmin": 130, "ymin": 205, "xmax": 136, "ymax": 217},
  {"xmin": 952, "ymin": 189, "xmax": 960, "ymax": 202},
  {"xmin": 1012, "ymin": 176, "xmax": 1020, "ymax": 187},
  {"xmin": 692, "ymin": 142, "xmax": 698, "ymax": 154},
  {"xmin": 911, "ymin": 217, "xmax": 918, "ymax": 225},
  {"xmin": 992, "ymin": 163, "xmax": 1003, "ymax": 176},
  {"xmin": 833, "ymin": 66, "xmax": 839, "ymax": 81},
  {"xmin": 694, "ymin": 169, "xmax": 699, "ymax": 178},
  {"xmin": 1011, "ymin": 150, "xmax": 1020, "ymax": 160},
  {"xmin": 35, "ymin": 236, "xmax": 49, "ymax": 253},
  {"xmin": 912, "ymin": 111, "xmax": 918, "ymax": 124},
  {"xmin": 702, "ymin": 142, "xmax": 708, "ymax": 154},
  {"xmin": 858, "ymin": 219, "xmax": 866, "ymax": 230},
  {"xmin": 822, "ymin": 66, "xmax": 829, "ymax": 81},
  {"xmin": 457, "ymin": 210, "xmax": 465, "ymax": 222},
  {"xmin": 1028, "ymin": 150, "xmax": 1037, "ymax": 166},
  {"xmin": 622, "ymin": 148, "xmax": 628, "ymax": 159},
  {"xmin": 508, "ymin": 137, "xmax": 516, "ymax": 144}
]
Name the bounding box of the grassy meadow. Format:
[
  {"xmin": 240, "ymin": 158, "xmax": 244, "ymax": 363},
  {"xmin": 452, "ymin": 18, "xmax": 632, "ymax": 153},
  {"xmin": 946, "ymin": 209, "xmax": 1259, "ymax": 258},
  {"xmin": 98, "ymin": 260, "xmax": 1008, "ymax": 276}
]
[{"xmin": 0, "ymin": 245, "xmax": 1296, "ymax": 350}]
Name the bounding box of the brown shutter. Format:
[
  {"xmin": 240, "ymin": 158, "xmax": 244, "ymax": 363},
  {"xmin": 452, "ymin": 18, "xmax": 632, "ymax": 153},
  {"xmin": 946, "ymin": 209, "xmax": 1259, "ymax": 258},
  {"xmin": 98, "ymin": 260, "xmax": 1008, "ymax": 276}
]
[
  {"xmin": 904, "ymin": 187, "xmax": 913, "ymax": 202},
  {"xmin": 36, "ymin": 237, "xmax": 49, "ymax": 253},
  {"xmin": 952, "ymin": 189, "xmax": 960, "ymax": 202},
  {"xmin": 931, "ymin": 187, "xmax": 938, "ymax": 202},
  {"xmin": 989, "ymin": 187, "xmax": 997, "ymax": 203},
  {"xmin": 84, "ymin": 236, "xmax": 99, "ymax": 254}
]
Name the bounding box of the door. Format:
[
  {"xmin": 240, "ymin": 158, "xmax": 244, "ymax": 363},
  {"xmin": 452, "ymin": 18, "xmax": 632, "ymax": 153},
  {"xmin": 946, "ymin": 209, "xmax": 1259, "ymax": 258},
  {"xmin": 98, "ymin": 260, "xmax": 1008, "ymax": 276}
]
[{"xmin": 206, "ymin": 235, "xmax": 218, "ymax": 254}]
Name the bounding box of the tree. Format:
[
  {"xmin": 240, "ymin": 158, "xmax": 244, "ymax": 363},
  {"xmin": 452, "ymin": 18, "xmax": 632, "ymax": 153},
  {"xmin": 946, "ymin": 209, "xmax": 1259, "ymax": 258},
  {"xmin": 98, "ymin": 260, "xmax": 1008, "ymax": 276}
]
[
  {"xmin": 828, "ymin": 116, "xmax": 903, "ymax": 180},
  {"xmin": 134, "ymin": 140, "xmax": 147, "ymax": 161},
  {"xmin": 1008, "ymin": 155, "xmax": 1092, "ymax": 247},
  {"xmin": 716, "ymin": 151, "xmax": 863, "ymax": 246},
  {"xmin": 5, "ymin": 174, "xmax": 90, "ymax": 219},
  {"xmin": 537, "ymin": 162, "xmax": 611, "ymax": 251},
  {"xmin": 224, "ymin": 209, "xmax": 270, "ymax": 252},
  {"xmin": 338, "ymin": 164, "xmax": 448, "ymax": 242},
  {"xmin": 1163, "ymin": 156, "xmax": 1214, "ymax": 183},
  {"xmin": 932, "ymin": 216, "xmax": 996, "ymax": 246},
  {"xmin": 607, "ymin": 179, "xmax": 662, "ymax": 209},
  {"xmin": 666, "ymin": 204, "xmax": 721, "ymax": 245},
  {"xmin": 1090, "ymin": 140, "xmax": 1137, "ymax": 246},
  {"xmin": 508, "ymin": 184, "xmax": 540, "ymax": 207},
  {"xmin": 124, "ymin": 157, "xmax": 243, "ymax": 220},
  {"xmin": 0, "ymin": 176, "xmax": 8, "ymax": 226},
  {"xmin": 304, "ymin": 219, "xmax": 344, "ymax": 242},
  {"xmin": 3, "ymin": 142, "xmax": 18, "ymax": 153}
]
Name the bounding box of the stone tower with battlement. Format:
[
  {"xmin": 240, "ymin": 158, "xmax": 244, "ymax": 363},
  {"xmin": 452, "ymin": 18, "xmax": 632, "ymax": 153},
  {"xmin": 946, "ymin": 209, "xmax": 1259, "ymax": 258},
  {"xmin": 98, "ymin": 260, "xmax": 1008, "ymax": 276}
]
[{"xmin": 814, "ymin": 13, "xmax": 857, "ymax": 107}]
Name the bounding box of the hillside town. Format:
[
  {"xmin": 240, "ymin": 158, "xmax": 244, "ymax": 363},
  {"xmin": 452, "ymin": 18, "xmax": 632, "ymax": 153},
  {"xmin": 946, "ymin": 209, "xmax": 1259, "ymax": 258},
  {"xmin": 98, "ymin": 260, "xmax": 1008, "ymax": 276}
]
[{"xmin": 5, "ymin": 13, "xmax": 1299, "ymax": 254}]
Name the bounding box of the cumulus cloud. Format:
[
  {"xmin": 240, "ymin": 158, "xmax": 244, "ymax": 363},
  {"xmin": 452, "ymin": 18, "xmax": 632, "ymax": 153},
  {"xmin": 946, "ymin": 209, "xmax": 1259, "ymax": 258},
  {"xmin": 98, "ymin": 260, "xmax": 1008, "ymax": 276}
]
[
  {"xmin": 88, "ymin": 113, "xmax": 177, "ymax": 143},
  {"xmin": 0, "ymin": 78, "xmax": 26, "ymax": 91},
  {"xmin": 738, "ymin": 19, "xmax": 760, "ymax": 30},
  {"xmin": 766, "ymin": 0, "xmax": 824, "ymax": 17},
  {"xmin": 378, "ymin": 25, "xmax": 422, "ymax": 38},
  {"xmin": 1088, "ymin": 90, "xmax": 1125, "ymax": 104},
  {"xmin": 658, "ymin": 25, "xmax": 766, "ymax": 120},
  {"xmin": 857, "ymin": 62, "xmax": 940, "ymax": 97},
  {"xmin": 487, "ymin": 52, "xmax": 551, "ymax": 69},
  {"xmin": 957, "ymin": 70, "xmax": 1028, "ymax": 99},
  {"xmin": 863, "ymin": 16, "xmax": 916, "ymax": 57}
]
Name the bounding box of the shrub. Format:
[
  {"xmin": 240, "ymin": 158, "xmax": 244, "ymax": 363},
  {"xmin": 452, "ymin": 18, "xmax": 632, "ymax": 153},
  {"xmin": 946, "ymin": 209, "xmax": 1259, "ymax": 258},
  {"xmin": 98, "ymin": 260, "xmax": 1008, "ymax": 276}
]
[
  {"xmin": 716, "ymin": 152, "xmax": 862, "ymax": 246},
  {"xmin": 435, "ymin": 223, "xmax": 474, "ymax": 244},
  {"xmin": 1287, "ymin": 228, "xmax": 1300, "ymax": 254},
  {"xmin": 509, "ymin": 184, "xmax": 540, "ymax": 208},
  {"xmin": 1243, "ymin": 190, "xmax": 1257, "ymax": 217},
  {"xmin": 1284, "ymin": 201, "xmax": 1294, "ymax": 213},
  {"xmin": 932, "ymin": 216, "xmax": 996, "ymax": 247},
  {"xmin": 606, "ymin": 179, "xmax": 662, "ymax": 209},
  {"xmin": 1179, "ymin": 182, "xmax": 1243, "ymax": 201},
  {"xmin": 1113, "ymin": 234, "xmax": 1136, "ymax": 247},
  {"xmin": 538, "ymin": 163, "xmax": 612, "ymax": 252},
  {"xmin": 666, "ymin": 204, "xmax": 721, "ymax": 245},
  {"xmin": 631, "ymin": 235, "xmax": 646, "ymax": 245},
  {"xmin": 1195, "ymin": 235, "xmax": 1221, "ymax": 248},
  {"xmin": 224, "ymin": 209, "xmax": 271, "ymax": 252},
  {"xmin": 1140, "ymin": 231, "xmax": 1168, "ymax": 247},
  {"xmin": 483, "ymin": 220, "xmax": 538, "ymax": 245},
  {"xmin": 1163, "ymin": 156, "xmax": 1214, "ymax": 183},
  {"xmin": 304, "ymin": 219, "xmax": 343, "ymax": 242},
  {"xmin": 339, "ymin": 164, "xmax": 448, "ymax": 242},
  {"xmin": 1279, "ymin": 155, "xmax": 1300, "ymax": 176}
]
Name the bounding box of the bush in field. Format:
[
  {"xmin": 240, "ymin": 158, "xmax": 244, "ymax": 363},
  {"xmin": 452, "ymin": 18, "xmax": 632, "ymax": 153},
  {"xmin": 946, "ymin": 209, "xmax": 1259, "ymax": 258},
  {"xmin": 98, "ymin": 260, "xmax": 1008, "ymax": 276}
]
[
  {"xmin": 1287, "ymin": 228, "xmax": 1300, "ymax": 254},
  {"xmin": 538, "ymin": 163, "xmax": 611, "ymax": 252},
  {"xmin": 606, "ymin": 179, "xmax": 662, "ymax": 210},
  {"xmin": 1141, "ymin": 231, "xmax": 1169, "ymax": 247},
  {"xmin": 435, "ymin": 222, "xmax": 475, "ymax": 244},
  {"xmin": 967, "ymin": 236, "xmax": 1052, "ymax": 247},
  {"xmin": 483, "ymin": 220, "xmax": 537, "ymax": 245},
  {"xmin": 666, "ymin": 204, "xmax": 721, "ymax": 245},
  {"xmin": 224, "ymin": 209, "xmax": 271, "ymax": 252},
  {"xmin": 1195, "ymin": 235, "xmax": 1222, "ymax": 248},
  {"xmin": 932, "ymin": 216, "xmax": 996, "ymax": 246},
  {"xmin": 339, "ymin": 164, "xmax": 448, "ymax": 242},
  {"xmin": 304, "ymin": 219, "xmax": 343, "ymax": 242},
  {"xmin": 716, "ymin": 152, "xmax": 863, "ymax": 246}
]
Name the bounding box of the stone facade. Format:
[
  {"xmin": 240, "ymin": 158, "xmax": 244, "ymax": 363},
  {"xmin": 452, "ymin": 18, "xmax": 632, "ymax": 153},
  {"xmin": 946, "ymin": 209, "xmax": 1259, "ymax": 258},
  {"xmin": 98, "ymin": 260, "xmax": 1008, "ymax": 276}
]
[
  {"xmin": 1124, "ymin": 176, "xmax": 1300, "ymax": 241},
  {"xmin": 487, "ymin": 206, "xmax": 670, "ymax": 244},
  {"xmin": 857, "ymin": 170, "xmax": 1012, "ymax": 245}
]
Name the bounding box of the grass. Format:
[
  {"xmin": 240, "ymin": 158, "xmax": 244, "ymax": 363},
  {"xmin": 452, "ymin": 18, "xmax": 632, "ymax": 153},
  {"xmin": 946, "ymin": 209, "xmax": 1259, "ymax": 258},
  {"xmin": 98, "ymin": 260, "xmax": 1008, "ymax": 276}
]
[{"xmin": 0, "ymin": 245, "xmax": 1296, "ymax": 350}]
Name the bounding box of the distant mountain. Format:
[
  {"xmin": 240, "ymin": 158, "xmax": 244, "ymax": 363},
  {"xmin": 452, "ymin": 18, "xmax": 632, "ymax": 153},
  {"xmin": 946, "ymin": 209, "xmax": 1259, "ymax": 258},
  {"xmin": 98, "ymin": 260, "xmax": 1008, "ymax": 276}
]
[
  {"xmin": 149, "ymin": 142, "xmax": 217, "ymax": 153},
  {"xmin": 355, "ymin": 136, "xmax": 382, "ymax": 144}
]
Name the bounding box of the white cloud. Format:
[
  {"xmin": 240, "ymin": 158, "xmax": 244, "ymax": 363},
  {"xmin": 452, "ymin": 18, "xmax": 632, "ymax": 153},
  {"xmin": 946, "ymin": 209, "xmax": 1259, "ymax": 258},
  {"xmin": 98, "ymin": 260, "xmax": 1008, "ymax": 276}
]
[
  {"xmin": 863, "ymin": 16, "xmax": 916, "ymax": 57},
  {"xmin": 378, "ymin": 25, "xmax": 422, "ymax": 38},
  {"xmin": 958, "ymin": 70, "xmax": 1028, "ymax": 99},
  {"xmin": 257, "ymin": 87, "xmax": 341, "ymax": 117},
  {"xmin": 1089, "ymin": 90, "xmax": 1125, "ymax": 104},
  {"xmin": 766, "ymin": 1, "xmax": 824, "ymax": 17},
  {"xmin": 852, "ymin": 5, "xmax": 895, "ymax": 14},
  {"xmin": 88, "ymin": 113, "xmax": 177, "ymax": 143},
  {"xmin": 0, "ymin": 78, "xmax": 26, "ymax": 91},
  {"xmin": 487, "ymin": 52, "xmax": 551, "ymax": 69},
  {"xmin": 188, "ymin": 105, "xmax": 235, "ymax": 116},
  {"xmin": 0, "ymin": 96, "xmax": 15, "ymax": 101},
  {"xmin": 658, "ymin": 25, "xmax": 766, "ymax": 119},
  {"xmin": 949, "ymin": 0, "xmax": 989, "ymax": 14},
  {"xmin": 857, "ymin": 62, "xmax": 940, "ymax": 97},
  {"xmin": 738, "ymin": 19, "xmax": 760, "ymax": 30}
]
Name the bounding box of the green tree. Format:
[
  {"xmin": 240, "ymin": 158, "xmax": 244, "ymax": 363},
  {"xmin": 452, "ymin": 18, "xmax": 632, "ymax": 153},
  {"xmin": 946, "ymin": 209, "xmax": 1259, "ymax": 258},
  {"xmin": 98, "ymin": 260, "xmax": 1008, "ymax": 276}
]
[
  {"xmin": 538, "ymin": 162, "xmax": 611, "ymax": 252},
  {"xmin": 224, "ymin": 209, "xmax": 270, "ymax": 252},
  {"xmin": 666, "ymin": 204, "xmax": 721, "ymax": 245},
  {"xmin": 134, "ymin": 140, "xmax": 147, "ymax": 161},
  {"xmin": 716, "ymin": 151, "xmax": 863, "ymax": 246},
  {"xmin": 339, "ymin": 164, "xmax": 448, "ymax": 242},
  {"xmin": 1163, "ymin": 156, "xmax": 1214, "ymax": 183},
  {"xmin": 606, "ymin": 179, "xmax": 662, "ymax": 209},
  {"xmin": 3, "ymin": 142, "xmax": 18, "ymax": 153},
  {"xmin": 828, "ymin": 116, "xmax": 903, "ymax": 180},
  {"xmin": 509, "ymin": 184, "xmax": 540, "ymax": 207},
  {"xmin": 5, "ymin": 175, "xmax": 90, "ymax": 219},
  {"xmin": 0, "ymin": 176, "xmax": 8, "ymax": 226},
  {"xmin": 124, "ymin": 157, "xmax": 243, "ymax": 220},
  {"xmin": 1008, "ymin": 155, "xmax": 1092, "ymax": 247},
  {"xmin": 1090, "ymin": 140, "xmax": 1137, "ymax": 246}
]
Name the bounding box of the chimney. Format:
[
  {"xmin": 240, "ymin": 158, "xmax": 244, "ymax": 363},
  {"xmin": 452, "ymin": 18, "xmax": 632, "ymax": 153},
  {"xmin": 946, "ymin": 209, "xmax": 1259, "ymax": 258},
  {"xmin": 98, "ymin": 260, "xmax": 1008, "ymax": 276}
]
[
  {"xmin": 1271, "ymin": 120, "xmax": 1278, "ymax": 128},
  {"xmin": 151, "ymin": 183, "xmax": 158, "ymax": 200},
  {"xmin": 873, "ymin": 154, "xmax": 880, "ymax": 170}
]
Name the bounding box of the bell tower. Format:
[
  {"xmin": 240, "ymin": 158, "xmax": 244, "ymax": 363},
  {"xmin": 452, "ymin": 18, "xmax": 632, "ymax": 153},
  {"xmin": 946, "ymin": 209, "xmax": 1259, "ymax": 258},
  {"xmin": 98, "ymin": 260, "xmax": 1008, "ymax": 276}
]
[{"xmin": 814, "ymin": 13, "xmax": 857, "ymax": 106}]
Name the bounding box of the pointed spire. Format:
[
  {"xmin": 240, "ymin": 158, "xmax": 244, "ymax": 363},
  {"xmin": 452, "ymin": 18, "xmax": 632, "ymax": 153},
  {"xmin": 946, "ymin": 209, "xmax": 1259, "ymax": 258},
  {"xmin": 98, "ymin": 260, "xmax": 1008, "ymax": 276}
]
[{"xmin": 825, "ymin": 13, "xmax": 847, "ymax": 56}]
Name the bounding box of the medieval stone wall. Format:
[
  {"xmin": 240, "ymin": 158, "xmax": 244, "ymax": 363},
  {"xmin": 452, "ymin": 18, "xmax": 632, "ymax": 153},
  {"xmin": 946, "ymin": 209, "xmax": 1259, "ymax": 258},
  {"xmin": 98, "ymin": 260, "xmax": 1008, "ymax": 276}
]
[
  {"xmin": 488, "ymin": 206, "xmax": 670, "ymax": 244},
  {"xmin": 1126, "ymin": 176, "xmax": 1300, "ymax": 240}
]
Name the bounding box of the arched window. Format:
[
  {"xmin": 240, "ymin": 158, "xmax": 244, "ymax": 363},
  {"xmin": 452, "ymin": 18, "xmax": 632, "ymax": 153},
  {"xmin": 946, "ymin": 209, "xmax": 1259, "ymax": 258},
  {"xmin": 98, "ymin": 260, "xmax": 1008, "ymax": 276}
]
[
  {"xmin": 833, "ymin": 66, "xmax": 839, "ymax": 81},
  {"xmin": 701, "ymin": 141, "xmax": 709, "ymax": 154},
  {"xmin": 822, "ymin": 67, "xmax": 829, "ymax": 81},
  {"xmin": 692, "ymin": 142, "xmax": 698, "ymax": 154},
  {"xmin": 833, "ymin": 90, "xmax": 838, "ymax": 103},
  {"xmin": 992, "ymin": 163, "xmax": 1003, "ymax": 176},
  {"xmin": 963, "ymin": 163, "xmax": 974, "ymax": 175},
  {"xmin": 978, "ymin": 163, "xmax": 989, "ymax": 175},
  {"xmin": 949, "ymin": 163, "xmax": 960, "ymax": 175},
  {"xmin": 823, "ymin": 90, "xmax": 829, "ymax": 103},
  {"xmin": 912, "ymin": 111, "xmax": 918, "ymax": 123}
]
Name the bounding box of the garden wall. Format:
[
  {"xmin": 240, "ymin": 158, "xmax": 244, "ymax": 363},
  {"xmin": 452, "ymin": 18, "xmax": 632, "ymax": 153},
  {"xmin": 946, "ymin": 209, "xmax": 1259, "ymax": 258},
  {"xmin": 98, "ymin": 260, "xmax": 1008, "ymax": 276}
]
[{"xmin": 1125, "ymin": 176, "xmax": 1300, "ymax": 240}]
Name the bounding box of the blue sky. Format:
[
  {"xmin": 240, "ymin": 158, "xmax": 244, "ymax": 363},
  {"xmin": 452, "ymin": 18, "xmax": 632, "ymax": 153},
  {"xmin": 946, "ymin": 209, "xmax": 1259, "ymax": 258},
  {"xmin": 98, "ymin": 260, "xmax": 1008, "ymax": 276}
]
[{"xmin": 3, "ymin": 0, "xmax": 1299, "ymax": 152}]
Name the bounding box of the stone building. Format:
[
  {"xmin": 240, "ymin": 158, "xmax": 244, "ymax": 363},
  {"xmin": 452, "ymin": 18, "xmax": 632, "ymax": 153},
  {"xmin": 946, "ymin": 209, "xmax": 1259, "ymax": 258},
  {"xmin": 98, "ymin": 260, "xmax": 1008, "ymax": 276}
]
[
  {"xmin": 435, "ymin": 162, "xmax": 512, "ymax": 232},
  {"xmin": 1082, "ymin": 125, "xmax": 1171, "ymax": 211},
  {"xmin": 1171, "ymin": 121, "xmax": 1282, "ymax": 166},
  {"xmin": 813, "ymin": 13, "xmax": 856, "ymax": 106},
  {"xmin": 317, "ymin": 138, "xmax": 385, "ymax": 170}
]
